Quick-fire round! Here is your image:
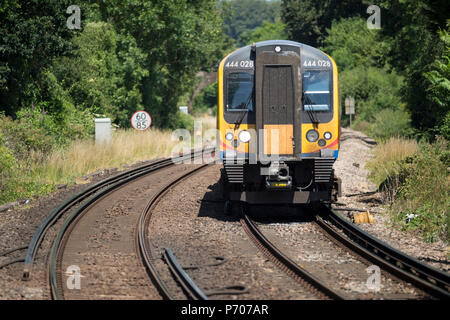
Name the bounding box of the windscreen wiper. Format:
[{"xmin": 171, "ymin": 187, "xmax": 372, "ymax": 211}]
[
  {"xmin": 234, "ymin": 91, "xmax": 253, "ymax": 130},
  {"xmin": 303, "ymin": 91, "xmax": 319, "ymax": 124}
]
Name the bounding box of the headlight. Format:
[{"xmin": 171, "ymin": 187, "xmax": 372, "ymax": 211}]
[
  {"xmin": 238, "ymin": 130, "xmax": 251, "ymax": 143},
  {"xmin": 225, "ymin": 132, "xmax": 234, "ymax": 141},
  {"xmin": 318, "ymin": 139, "xmax": 326, "ymax": 147},
  {"xmin": 324, "ymin": 132, "xmax": 332, "ymax": 140},
  {"xmin": 306, "ymin": 130, "xmax": 319, "ymax": 142}
]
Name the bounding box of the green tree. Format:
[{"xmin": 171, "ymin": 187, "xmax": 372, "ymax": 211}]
[
  {"xmin": 379, "ymin": 0, "xmax": 450, "ymax": 138},
  {"xmin": 339, "ymin": 65, "xmax": 404, "ymax": 127},
  {"xmin": 424, "ymin": 25, "xmax": 450, "ymax": 139},
  {"xmin": 238, "ymin": 20, "xmax": 287, "ymax": 45},
  {"xmin": 322, "ymin": 17, "xmax": 405, "ymax": 131},
  {"xmin": 281, "ymin": 0, "xmax": 366, "ymax": 47},
  {"xmin": 0, "ymin": 0, "xmax": 75, "ymax": 116},
  {"xmin": 192, "ymin": 81, "xmax": 218, "ymax": 114},
  {"xmin": 322, "ymin": 17, "xmax": 387, "ymax": 71},
  {"xmin": 221, "ymin": 0, "xmax": 281, "ymax": 46},
  {"xmin": 97, "ymin": 0, "xmax": 225, "ymax": 128},
  {"xmin": 51, "ymin": 22, "xmax": 149, "ymax": 127}
]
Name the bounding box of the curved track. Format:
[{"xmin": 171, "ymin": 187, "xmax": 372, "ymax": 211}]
[
  {"xmin": 23, "ymin": 150, "xmax": 207, "ymax": 280},
  {"xmin": 314, "ymin": 204, "xmax": 450, "ymax": 299},
  {"xmin": 136, "ymin": 163, "xmax": 210, "ymax": 300},
  {"xmin": 39, "ymin": 149, "xmax": 212, "ymax": 299},
  {"xmin": 18, "ymin": 148, "xmax": 449, "ymax": 300},
  {"xmin": 240, "ymin": 213, "xmax": 345, "ymax": 300}
]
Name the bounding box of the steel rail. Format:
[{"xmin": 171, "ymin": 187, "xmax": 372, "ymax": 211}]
[
  {"xmin": 240, "ymin": 214, "xmax": 345, "ymax": 300},
  {"xmin": 163, "ymin": 248, "xmax": 209, "ymax": 300},
  {"xmin": 48, "ymin": 149, "xmax": 212, "ymax": 299},
  {"xmin": 315, "ymin": 205, "xmax": 450, "ymax": 299},
  {"xmin": 136, "ymin": 163, "xmax": 210, "ymax": 300},
  {"xmin": 23, "ymin": 148, "xmax": 210, "ymax": 280}
]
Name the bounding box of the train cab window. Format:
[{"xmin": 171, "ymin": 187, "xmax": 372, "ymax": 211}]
[
  {"xmin": 303, "ymin": 70, "xmax": 331, "ymax": 112},
  {"xmin": 227, "ymin": 72, "xmax": 254, "ymax": 111}
]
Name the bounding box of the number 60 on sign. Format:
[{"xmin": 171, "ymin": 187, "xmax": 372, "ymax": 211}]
[{"xmin": 131, "ymin": 111, "xmax": 152, "ymax": 131}]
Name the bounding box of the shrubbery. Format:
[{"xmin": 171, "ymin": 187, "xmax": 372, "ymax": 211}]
[
  {"xmin": 367, "ymin": 109, "xmax": 413, "ymax": 141},
  {"xmin": 339, "ymin": 66, "xmax": 405, "ymax": 129},
  {"xmin": 0, "ymin": 105, "xmax": 94, "ymax": 204},
  {"xmin": 170, "ymin": 111, "xmax": 195, "ymax": 132},
  {"xmin": 192, "ymin": 82, "xmax": 218, "ymax": 115},
  {"xmin": 367, "ymin": 137, "xmax": 449, "ymax": 242},
  {"xmin": 0, "ymin": 132, "xmax": 16, "ymax": 176},
  {"xmin": 390, "ymin": 138, "xmax": 449, "ymax": 242}
]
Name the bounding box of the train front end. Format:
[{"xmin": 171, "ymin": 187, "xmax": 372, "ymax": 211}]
[{"xmin": 217, "ymin": 40, "xmax": 341, "ymax": 206}]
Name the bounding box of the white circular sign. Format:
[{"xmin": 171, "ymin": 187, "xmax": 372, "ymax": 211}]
[{"xmin": 131, "ymin": 111, "xmax": 152, "ymax": 131}]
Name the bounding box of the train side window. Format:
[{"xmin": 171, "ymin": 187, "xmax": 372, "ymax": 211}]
[
  {"xmin": 303, "ymin": 70, "xmax": 331, "ymax": 112},
  {"xmin": 227, "ymin": 72, "xmax": 254, "ymax": 111}
]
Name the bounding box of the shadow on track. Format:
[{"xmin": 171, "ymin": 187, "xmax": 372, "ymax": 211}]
[{"xmin": 197, "ymin": 179, "xmax": 316, "ymax": 224}]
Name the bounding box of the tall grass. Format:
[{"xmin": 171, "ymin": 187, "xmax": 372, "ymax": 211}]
[
  {"xmin": 1, "ymin": 116, "xmax": 219, "ymax": 205},
  {"xmin": 390, "ymin": 138, "xmax": 449, "ymax": 242},
  {"xmin": 31, "ymin": 129, "xmax": 179, "ymax": 185},
  {"xmin": 366, "ymin": 137, "xmax": 419, "ymax": 187},
  {"xmin": 0, "ymin": 128, "xmax": 179, "ymax": 204},
  {"xmin": 366, "ymin": 136, "xmax": 449, "ymax": 242}
]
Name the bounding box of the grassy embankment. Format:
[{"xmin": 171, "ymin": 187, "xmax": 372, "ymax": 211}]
[
  {"xmin": 0, "ymin": 115, "xmax": 217, "ymax": 206},
  {"xmin": 365, "ymin": 136, "xmax": 449, "ymax": 243}
]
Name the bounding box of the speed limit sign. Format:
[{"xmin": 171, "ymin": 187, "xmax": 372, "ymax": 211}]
[{"xmin": 131, "ymin": 111, "xmax": 152, "ymax": 131}]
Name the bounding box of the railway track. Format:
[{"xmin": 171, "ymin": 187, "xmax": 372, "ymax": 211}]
[
  {"xmin": 239, "ymin": 203, "xmax": 449, "ymax": 300},
  {"xmin": 136, "ymin": 163, "xmax": 211, "ymax": 300},
  {"xmin": 20, "ymin": 148, "xmax": 212, "ymax": 299},
  {"xmin": 314, "ymin": 204, "xmax": 450, "ymax": 299},
  {"xmin": 240, "ymin": 212, "xmax": 345, "ymax": 300},
  {"xmin": 14, "ymin": 148, "xmax": 449, "ymax": 300}
]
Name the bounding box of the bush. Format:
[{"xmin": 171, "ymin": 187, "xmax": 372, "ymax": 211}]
[
  {"xmin": 0, "ymin": 131, "xmax": 16, "ymax": 176},
  {"xmin": 390, "ymin": 137, "xmax": 449, "ymax": 242},
  {"xmin": 0, "ymin": 117, "xmax": 55, "ymax": 204},
  {"xmin": 192, "ymin": 82, "xmax": 218, "ymax": 115},
  {"xmin": 367, "ymin": 137, "xmax": 419, "ymax": 190},
  {"xmin": 437, "ymin": 111, "xmax": 450, "ymax": 140},
  {"xmin": 339, "ymin": 66, "xmax": 404, "ymax": 128},
  {"xmin": 170, "ymin": 111, "xmax": 194, "ymax": 132},
  {"xmin": 368, "ymin": 137, "xmax": 449, "ymax": 243},
  {"xmin": 368, "ymin": 109, "xmax": 413, "ymax": 141},
  {"xmin": 0, "ymin": 114, "xmax": 54, "ymax": 161}
]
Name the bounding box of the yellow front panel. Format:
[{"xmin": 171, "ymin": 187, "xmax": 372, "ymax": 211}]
[
  {"xmin": 263, "ymin": 125, "xmax": 293, "ymax": 155},
  {"xmin": 301, "ymin": 53, "xmax": 340, "ymax": 155},
  {"xmin": 218, "ymin": 47, "xmax": 340, "ymax": 157},
  {"xmin": 218, "ymin": 53, "xmax": 253, "ymax": 155}
]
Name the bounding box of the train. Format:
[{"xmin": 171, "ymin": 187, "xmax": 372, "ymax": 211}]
[{"xmin": 217, "ymin": 40, "xmax": 341, "ymax": 212}]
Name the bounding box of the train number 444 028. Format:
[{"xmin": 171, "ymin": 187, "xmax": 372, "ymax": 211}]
[{"xmin": 303, "ymin": 59, "xmax": 331, "ymax": 68}]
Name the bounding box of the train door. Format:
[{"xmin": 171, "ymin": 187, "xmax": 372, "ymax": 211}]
[
  {"xmin": 255, "ymin": 47, "xmax": 302, "ymax": 159},
  {"xmin": 262, "ymin": 65, "xmax": 294, "ymax": 155}
]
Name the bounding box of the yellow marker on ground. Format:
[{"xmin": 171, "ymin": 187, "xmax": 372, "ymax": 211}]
[{"xmin": 353, "ymin": 210, "xmax": 374, "ymax": 224}]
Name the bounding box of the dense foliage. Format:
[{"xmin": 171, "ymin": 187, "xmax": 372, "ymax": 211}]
[
  {"xmin": 0, "ymin": 0, "xmax": 74, "ymax": 117},
  {"xmin": 390, "ymin": 138, "xmax": 449, "ymax": 242},
  {"xmin": 379, "ymin": 0, "xmax": 449, "ymax": 140},
  {"xmin": 283, "ymin": 0, "xmax": 449, "ymax": 140},
  {"xmin": 1, "ymin": 0, "xmax": 226, "ymax": 130},
  {"xmin": 238, "ymin": 20, "xmax": 287, "ymax": 45},
  {"xmin": 281, "ymin": 0, "xmax": 366, "ymax": 47},
  {"xmin": 0, "ymin": 0, "xmax": 228, "ymax": 203},
  {"xmin": 221, "ymin": 0, "xmax": 281, "ymax": 46}
]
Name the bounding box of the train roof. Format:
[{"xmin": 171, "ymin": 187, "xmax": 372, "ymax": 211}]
[{"xmin": 225, "ymin": 40, "xmax": 331, "ymax": 63}]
